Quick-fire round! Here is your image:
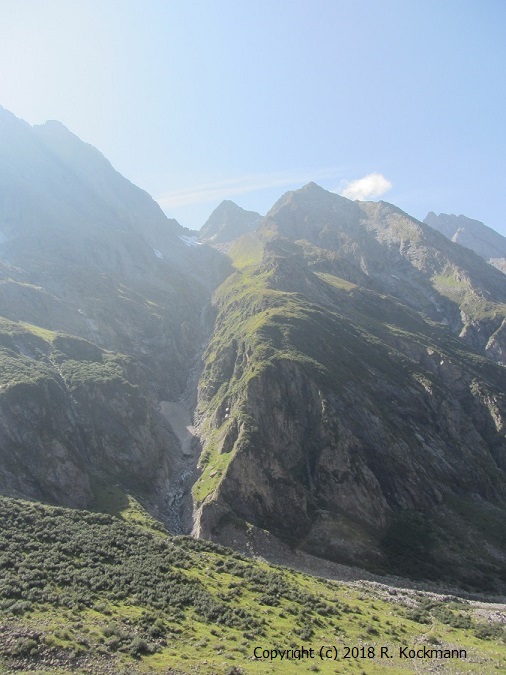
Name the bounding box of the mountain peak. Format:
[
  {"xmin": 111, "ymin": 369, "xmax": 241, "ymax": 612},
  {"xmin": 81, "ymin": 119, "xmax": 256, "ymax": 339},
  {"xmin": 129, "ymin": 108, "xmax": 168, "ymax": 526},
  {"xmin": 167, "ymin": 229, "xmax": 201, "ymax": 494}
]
[
  {"xmin": 295, "ymin": 181, "xmax": 341, "ymax": 200},
  {"xmin": 200, "ymin": 200, "xmax": 261, "ymax": 243},
  {"xmin": 38, "ymin": 119, "xmax": 71, "ymax": 132},
  {"xmin": 300, "ymin": 181, "xmax": 327, "ymax": 191},
  {"xmin": 33, "ymin": 118, "xmax": 108, "ymax": 165},
  {"xmin": 212, "ymin": 199, "xmax": 246, "ymax": 213}
]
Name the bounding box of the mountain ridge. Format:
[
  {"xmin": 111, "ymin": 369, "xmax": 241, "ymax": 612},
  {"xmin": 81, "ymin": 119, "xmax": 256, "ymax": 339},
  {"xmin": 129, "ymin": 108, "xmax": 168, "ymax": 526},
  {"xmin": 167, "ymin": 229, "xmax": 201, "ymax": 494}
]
[
  {"xmin": 192, "ymin": 196, "xmax": 506, "ymax": 585},
  {"xmin": 424, "ymin": 211, "xmax": 506, "ymax": 274},
  {"xmin": 0, "ymin": 108, "xmax": 505, "ymax": 596}
]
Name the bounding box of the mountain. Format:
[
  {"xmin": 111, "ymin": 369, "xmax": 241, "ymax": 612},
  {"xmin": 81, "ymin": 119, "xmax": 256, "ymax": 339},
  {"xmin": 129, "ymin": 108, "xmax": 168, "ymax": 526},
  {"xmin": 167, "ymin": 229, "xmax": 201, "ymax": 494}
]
[
  {"xmin": 424, "ymin": 211, "xmax": 506, "ymax": 274},
  {"xmin": 194, "ymin": 183, "xmax": 506, "ymax": 588},
  {"xmin": 1, "ymin": 108, "xmax": 506, "ymax": 598},
  {"xmin": 199, "ymin": 199, "xmax": 261, "ymax": 244},
  {"xmin": 0, "ymin": 106, "xmax": 229, "ymax": 529}
]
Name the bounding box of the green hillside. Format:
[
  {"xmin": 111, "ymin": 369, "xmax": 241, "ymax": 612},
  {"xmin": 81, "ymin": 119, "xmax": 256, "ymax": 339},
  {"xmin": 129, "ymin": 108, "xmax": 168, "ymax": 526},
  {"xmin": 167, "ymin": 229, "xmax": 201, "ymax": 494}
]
[{"xmin": 1, "ymin": 496, "xmax": 505, "ymax": 674}]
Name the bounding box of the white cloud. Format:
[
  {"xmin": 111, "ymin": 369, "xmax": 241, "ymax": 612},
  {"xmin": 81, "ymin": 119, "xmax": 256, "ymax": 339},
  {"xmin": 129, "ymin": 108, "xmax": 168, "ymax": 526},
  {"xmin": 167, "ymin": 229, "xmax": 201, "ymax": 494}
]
[
  {"xmin": 339, "ymin": 172, "xmax": 392, "ymax": 201},
  {"xmin": 157, "ymin": 168, "xmax": 341, "ymax": 209}
]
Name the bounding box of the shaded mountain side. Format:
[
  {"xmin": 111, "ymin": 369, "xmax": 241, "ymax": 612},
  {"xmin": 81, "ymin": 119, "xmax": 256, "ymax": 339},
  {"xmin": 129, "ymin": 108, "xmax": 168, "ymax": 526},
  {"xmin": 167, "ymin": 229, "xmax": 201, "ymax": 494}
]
[
  {"xmin": 0, "ymin": 321, "xmax": 177, "ymax": 511},
  {"xmin": 0, "ymin": 107, "xmax": 230, "ymax": 519},
  {"xmin": 0, "ymin": 106, "xmax": 231, "ymax": 397},
  {"xmin": 193, "ymin": 199, "xmax": 506, "ymax": 588},
  {"xmin": 424, "ymin": 211, "xmax": 506, "ymax": 274},
  {"xmin": 0, "ymin": 106, "xmax": 229, "ymax": 286},
  {"xmin": 0, "ymin": 107, "xmax": 180, "ymax": 244},
  {"xmin": 199, "ymin": 199, "xmax": 261, "ymax": 244}
]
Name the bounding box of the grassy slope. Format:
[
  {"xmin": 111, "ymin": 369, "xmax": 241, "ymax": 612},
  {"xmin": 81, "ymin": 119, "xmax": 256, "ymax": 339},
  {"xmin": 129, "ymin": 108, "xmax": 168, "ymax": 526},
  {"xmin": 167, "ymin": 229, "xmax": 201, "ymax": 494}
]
[
  {"xmin": 0, "ymin": 317, "xmax": 132, "ymax": 391},
  {"xmin": 0, "ymin": 495, "xmax": 505, "ymax": 674}
]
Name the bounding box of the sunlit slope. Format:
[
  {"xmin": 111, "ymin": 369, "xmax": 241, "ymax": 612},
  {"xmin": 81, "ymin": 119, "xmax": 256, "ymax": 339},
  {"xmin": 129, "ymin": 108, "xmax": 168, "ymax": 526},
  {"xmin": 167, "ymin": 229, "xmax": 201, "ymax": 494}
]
[
  {"xmin": 1, "ymin": 495, "xmax": 505, "ymax": 674},
  {"xmin": 260, "ymin": 184, "xmax": 506, "ymax": 364},
  {"xmin": 194, "ymin": 228, "xmax": 506, "ymax": 589}
]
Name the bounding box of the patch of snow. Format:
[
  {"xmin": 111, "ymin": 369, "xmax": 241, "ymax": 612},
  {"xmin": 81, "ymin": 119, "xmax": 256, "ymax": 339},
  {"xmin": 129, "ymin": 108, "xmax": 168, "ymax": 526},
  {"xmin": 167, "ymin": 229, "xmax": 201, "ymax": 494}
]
[
  {"xmin": 159, "ymin": 401, "xmax": 196, "ymax": 455},
  {"xmin": 179, "ymin": 235, "xmax": 201, "ymax": 247},
  {"xmin": 153, "ymin": 248, "xmax": 164, "ymax": 258}
]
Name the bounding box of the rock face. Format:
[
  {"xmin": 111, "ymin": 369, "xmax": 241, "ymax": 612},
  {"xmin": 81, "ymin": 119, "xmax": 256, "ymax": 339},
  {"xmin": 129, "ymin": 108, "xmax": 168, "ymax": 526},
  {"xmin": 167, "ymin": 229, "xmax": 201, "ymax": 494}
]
[
  {"xmin": 0, "ymin": 329, "xmax": 174, "ymax": 509},
  {"xmin": 199, "ymin": 200, "xmax": 261, "ymax": 244},
  {"xmin": 424, "ymin": 211, "xmax": 506, "ymax": 274},
  {"xmin": 1, "ymin": 108, "xmax": 505, "ymax": 589},
  {"xmin": 194, "ymin": 184, "xmax": 506, "ymax": 587}
]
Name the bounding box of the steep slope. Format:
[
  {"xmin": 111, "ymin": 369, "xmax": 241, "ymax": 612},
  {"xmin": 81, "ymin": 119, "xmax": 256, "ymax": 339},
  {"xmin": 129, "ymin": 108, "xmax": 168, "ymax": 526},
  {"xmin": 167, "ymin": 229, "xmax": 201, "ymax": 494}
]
[
  {"xmin": 199, "ymin": 199, "xmax": 261, "ymax": 244},
  {"xmin": 424, "ymin": 211, "xmax": 506, "ymax": 274},
  {"xmin": 0, "ymin": 320, "xmax": 175, "ymax": 508},
  {"xmin": 0, "ymin": 108, "xmax": 229, "ymax": 520},
  {"xmin": 259, "ymin": 184, "xmax": 506, "ymax": 364},
  {"xmin": 193, "ymin": 184, "xmax": 506, "ymax": 590}
]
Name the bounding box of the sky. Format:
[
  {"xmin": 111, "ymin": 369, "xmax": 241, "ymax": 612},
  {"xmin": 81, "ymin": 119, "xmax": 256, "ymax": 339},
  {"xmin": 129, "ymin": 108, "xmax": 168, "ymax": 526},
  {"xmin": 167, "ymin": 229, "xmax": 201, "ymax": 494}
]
[{"xmin": 1, "ymin": 0, "xmax": 505, "ymax": 234}]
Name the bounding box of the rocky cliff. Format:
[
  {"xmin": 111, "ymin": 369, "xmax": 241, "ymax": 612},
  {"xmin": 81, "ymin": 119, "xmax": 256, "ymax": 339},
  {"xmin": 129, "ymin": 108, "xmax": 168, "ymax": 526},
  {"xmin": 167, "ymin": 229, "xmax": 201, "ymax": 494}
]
[{"xmin": 193, "ymin": 184, "xmax": 506, "ymax": 588}]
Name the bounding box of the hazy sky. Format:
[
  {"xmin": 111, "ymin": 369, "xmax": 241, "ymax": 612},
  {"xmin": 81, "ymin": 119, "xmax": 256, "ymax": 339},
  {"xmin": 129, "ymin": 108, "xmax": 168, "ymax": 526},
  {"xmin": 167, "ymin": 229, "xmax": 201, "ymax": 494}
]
[{"xmin": 1, "ymin": 0, "xmax": 505, "ymax": 233}]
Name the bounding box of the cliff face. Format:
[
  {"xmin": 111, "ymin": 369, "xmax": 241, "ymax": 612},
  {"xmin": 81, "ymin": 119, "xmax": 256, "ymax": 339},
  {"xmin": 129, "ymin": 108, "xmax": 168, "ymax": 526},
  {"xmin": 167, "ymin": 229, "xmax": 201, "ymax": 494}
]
[
  {"xmin": 0, "ymin": 327, "xmax": 177, "ymax": 509},
  {"xmin": 193, "ymin": 185, "xmax": 506, "ymax": 586}
]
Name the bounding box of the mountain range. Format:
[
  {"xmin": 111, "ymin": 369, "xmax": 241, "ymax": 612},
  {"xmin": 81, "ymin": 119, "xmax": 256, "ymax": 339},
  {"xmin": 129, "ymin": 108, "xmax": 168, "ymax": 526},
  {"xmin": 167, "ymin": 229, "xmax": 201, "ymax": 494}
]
[{"xmin": 1, "ymin": 105, "xmax": 505, "ymax": 598}]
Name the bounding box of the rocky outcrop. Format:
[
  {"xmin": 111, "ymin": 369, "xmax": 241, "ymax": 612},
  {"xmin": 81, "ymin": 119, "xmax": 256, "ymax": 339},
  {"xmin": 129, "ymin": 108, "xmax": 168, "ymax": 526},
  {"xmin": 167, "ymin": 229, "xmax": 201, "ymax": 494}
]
[
  {"xmin": 199, "ymin": 200, "xmax": 261, "ymax": 244},
  {"xmin": 0, "ymin": 329, "xmax": 177, "ymax": 510},
  {"xmin": 196, "ymin": 303, "xmax": 506, "ymax": 565}
]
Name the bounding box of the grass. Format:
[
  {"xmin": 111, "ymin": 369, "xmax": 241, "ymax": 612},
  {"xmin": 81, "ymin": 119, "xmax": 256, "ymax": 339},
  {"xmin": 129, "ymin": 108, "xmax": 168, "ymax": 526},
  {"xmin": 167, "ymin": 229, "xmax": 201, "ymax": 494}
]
[
  {"xmin": 0, "ymin": 346, "xmax": 57, "ymax": 392},
  {"xmin": 432, "ymin": 269, "xmax": 506, "ymax": 321},
  {"xmin": 229, "ymin": 233, "xmax": 264, "ymax": 270},
  {"xmin": 19, "ymin": 322, "xmax": 58, "ymax": 342},
  {"xmin": 0, "ymin": 494, "xmax": 505, "ymax": 674},
  {"xmin": 89, "ymin": 480, "xmax": 168, "ymax": 537},
  {"xmin": 315, "ymin": 271, "xmax": 357, "ymax": 291}
]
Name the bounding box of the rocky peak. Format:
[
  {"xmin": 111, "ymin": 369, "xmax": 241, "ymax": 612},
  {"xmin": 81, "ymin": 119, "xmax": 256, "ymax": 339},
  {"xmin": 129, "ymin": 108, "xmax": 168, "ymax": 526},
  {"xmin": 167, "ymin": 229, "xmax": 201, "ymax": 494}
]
[{"xmin": 199, "ymin": 200, "xmax": 261, "ymax": 243}]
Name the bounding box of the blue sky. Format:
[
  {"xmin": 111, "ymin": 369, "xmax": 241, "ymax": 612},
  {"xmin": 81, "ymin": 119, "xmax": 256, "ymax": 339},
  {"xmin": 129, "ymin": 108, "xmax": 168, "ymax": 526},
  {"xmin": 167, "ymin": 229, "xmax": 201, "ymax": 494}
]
[{"xmin": 1, "ymin": 0, "xmax": 505, "ymax": 234}]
